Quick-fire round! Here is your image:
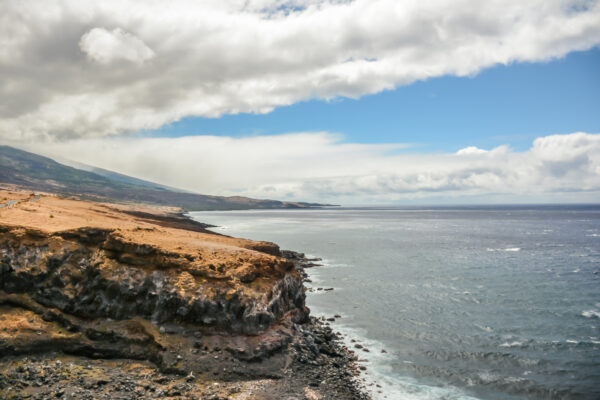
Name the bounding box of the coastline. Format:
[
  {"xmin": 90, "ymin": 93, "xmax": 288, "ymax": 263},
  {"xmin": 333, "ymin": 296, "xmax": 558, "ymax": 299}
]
[{"xmin": 0, "ymin": 190, "xmax": 370, "ymax": 399}]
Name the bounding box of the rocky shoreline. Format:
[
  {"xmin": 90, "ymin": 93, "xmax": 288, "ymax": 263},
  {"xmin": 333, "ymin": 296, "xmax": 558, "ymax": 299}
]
[
  {"xmin": 0, "ymin": 314, "xmax": 369, "ymax": 400},
  {"xmin": 0, "ymin": 191, "xmax": 370, "ymax": 399}
]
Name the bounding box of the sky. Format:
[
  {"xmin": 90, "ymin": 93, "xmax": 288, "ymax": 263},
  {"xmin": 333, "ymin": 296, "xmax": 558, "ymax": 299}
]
[
  {"xmin": 149, "ymin": 49, "xmax": 600, "ymax": 153},
  {"xmin": 1, "ymin": 0, "xmax": 600, "ymax": 204}
]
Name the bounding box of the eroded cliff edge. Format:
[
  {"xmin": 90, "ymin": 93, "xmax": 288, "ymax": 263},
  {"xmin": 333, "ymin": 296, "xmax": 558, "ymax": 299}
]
[{"xmin": 0, "ymin": 191, "xmax": 368, "ymax": 399}]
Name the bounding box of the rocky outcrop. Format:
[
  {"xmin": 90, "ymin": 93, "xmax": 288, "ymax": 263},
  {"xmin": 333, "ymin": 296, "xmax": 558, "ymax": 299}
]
[
  {"xmin": 0, "ymin": 226, "xmax": 306, "ymax": 336},
  {"xmin": 0, "ymin": 193, "xmax": 309, "ymax": 365},
  {"xmin": 0, "ymin": 190, "xmax": 368, "ymax": 399}
]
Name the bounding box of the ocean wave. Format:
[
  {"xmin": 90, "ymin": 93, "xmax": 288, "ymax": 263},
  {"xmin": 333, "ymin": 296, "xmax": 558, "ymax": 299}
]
[
  {"xmin": 423, "ymin": 348, "xmax": 534, "ymax": 364},
  {"xmin": 476, "ymin": 371, "xmax": 499, "ymax": 383},
  {"xmin": 369, "ymin": 374, "xmax": 482, "ymax": 400},
  {"xmin": 496, "ymin": 335, "xmax": 600, "ymax": 351},
  {"xmin": 582, "ymin": 310, "xmax": 600, "ymax": 319},
  {"xmin": 486, "ymin": 247, "xmax": 521, "ymax": 252},
  {"xmin": 499, "ymin": 341, "xmax": 525, "ymax": 348},
  {"xmin": 562, "ymin": 338, "xmax": 600, "ymax": 346},
  {"xmin": 505, "ymin": 376, "xmax": 527, "ymax": 383},
  {"xmin": 315, "ymin": 320, "xmax": 481, "ymax": 400},
  {"xmin": 474, "ymin": 323, "xmax": 494, "ymax": 332}
]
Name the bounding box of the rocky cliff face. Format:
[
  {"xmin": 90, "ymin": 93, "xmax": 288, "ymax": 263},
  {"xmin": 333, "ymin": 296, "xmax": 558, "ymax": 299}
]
[
  {"xmin": 0, "ymin": 226, "xmax": 306, "ymax": 336},
  {"xmin": 0, "ymin": 192, "xmax": 308, "ymax": 364},
  {"xmin": 0, "ymin": 191, "xmax": 368, "ymax": 399}
]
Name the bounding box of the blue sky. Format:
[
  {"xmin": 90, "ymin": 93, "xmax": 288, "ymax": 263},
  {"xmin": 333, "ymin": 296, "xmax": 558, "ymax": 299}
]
[
  {"xmin": 147, "ymin": 48, "xmax": 600, "ymax": 153},
  {"xmin": 6, "ymin": 0, "xmax": 600, "ymax": 203}
]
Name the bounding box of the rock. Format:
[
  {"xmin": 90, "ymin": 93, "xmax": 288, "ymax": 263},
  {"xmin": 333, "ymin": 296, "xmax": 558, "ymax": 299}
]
[
  {"xmin": 186, "ymin": 372, "xmax": 195, "ymax": 382},
  {"xmin": 0, "ymin": 211, "xmax": 308, "ymax": 337},
  {"xmin": 0, "ymin": 193, "xmax": 371, "ymax": 400}
]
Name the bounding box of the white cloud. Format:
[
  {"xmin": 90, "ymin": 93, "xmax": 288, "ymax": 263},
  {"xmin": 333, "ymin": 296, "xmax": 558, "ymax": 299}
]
[
  {"xmin": 0, "ymin": 0, "xmax": 599, "ymax": 140},
  {"xmin": 20, "ymin": 132, "xmax": 600, "ymax": 204},
  {"xmin": 79, "ymin": 28, "xmax": 155, "ymax": 65},
  {"xmin": 456, "ymin": 146, "xmax": 488, "ymax": 155}
]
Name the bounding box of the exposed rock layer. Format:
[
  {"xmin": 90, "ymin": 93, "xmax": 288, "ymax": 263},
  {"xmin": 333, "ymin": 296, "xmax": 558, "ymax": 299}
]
[
  {"xmin": 0, "ymin": 191, "xmax": 308, "ymax": 333},
  {"xmin": 0, "ymin": 226, "xmax": 306, "ymax": 335},
  {"xmin": 0, "ymin": 191, "xmax": 369, "ymax": 399}
]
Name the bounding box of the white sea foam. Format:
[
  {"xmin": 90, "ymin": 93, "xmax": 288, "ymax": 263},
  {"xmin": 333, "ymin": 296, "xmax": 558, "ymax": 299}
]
[
  {"xmin": 366, "ymin": 373, "xmax": 482, "ymax": 400},
  {"xmin": 474, "ymin": 324, "xmax": 494, "ymax": 332},
  {"xmin": 477, "ymin": 371, "xmax": 499, "ymax": 383},
  {"xmin": 582, "ymin": 310, "xmax": 600, "ymax": 318},
  {"xmin": 486, "ymin": 247, "xmax": 521, "ymax": 252},
  {"xmin": 500, "ymin": 341, "xmax": 524, "ymax": 348},
  {"xmin": 317, "ymin": 318, "xmax": 481, "ymax": 400}
]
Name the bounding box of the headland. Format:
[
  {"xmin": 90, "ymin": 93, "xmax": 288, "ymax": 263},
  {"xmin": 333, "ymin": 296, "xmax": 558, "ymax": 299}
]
[{"xmin": 0, "ymin": 190, "xmax": 368, "ymax": 399}]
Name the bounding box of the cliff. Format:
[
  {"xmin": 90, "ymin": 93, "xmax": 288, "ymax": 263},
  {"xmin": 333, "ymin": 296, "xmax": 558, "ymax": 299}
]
[{"xmin": 0, "ymin": 190, "xmax": 367, "ymax": 399}]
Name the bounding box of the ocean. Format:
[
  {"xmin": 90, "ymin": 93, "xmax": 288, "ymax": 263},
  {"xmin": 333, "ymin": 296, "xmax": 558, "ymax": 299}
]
[{"xmin": 189, "ymin": 206, "xmax": 600, "ymax": 399}]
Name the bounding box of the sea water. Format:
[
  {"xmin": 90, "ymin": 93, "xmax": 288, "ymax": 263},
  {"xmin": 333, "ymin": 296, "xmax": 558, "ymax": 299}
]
[{"xmin": 190, "ymin": 206, "xmax": 600, "ymax": 399}]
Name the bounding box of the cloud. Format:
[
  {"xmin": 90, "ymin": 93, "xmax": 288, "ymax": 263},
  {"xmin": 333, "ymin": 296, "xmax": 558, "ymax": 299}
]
[
  {"xmin": 1, "ymin": 0, "xmax": 599, "ymax": 140},
  {"xmin": 20, "ymin": 132, "xmax": 600, "ymax": 204},
  {"xmin": 456, "ymin": 146, "xmax": 488, "ymax": 155},
  {"xmin": 79, "ymin": 28, "xmax": 155, "ymax": 65}
]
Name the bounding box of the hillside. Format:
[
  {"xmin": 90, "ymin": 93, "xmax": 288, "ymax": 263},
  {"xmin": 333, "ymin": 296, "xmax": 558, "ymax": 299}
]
[{"xmin": 0, "ymin": 145, "xmax": 328, "ymax": 210}]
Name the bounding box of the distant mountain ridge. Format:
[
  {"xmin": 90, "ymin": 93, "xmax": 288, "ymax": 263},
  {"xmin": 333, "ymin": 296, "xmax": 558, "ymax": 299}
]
[
  {"xmin": 0, "ymin": 145, "xmax": 330, "ymax": 210},
  {"xmin": 55, "ymin": 158, "xmax": 189, "ymax": 192}
]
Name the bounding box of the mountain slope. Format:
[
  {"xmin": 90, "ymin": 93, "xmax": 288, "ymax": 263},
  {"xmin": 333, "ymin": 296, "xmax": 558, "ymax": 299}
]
[
  {"xmin": 0, "ymin": 145, "xmax": 327, "ymax": 210},
  {"xmin": 56, "ymin": 158, "xmax": 183, "ymax": 191}
]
